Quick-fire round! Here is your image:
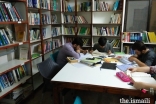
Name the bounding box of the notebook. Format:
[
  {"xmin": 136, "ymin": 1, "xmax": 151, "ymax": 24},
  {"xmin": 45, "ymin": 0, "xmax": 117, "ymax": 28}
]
[{"xmin": 100, "ymin": 62, "xmax": 116, "ymax": 70}]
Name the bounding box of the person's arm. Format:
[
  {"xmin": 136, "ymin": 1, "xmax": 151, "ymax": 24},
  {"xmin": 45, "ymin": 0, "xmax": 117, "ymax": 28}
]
[
  {"xmin": 132, "ymin": 79, "xmax": 156, "ymax": 90},
  {"xmin": 108, "ymin": 43, "xmax": 114, "ymax": 53},
  {"xmin": 80, "ymin": 49, "xmax": 88, "ymax": 54},
  {"xmin": 129, "ymin": 66, "xmax": 150, "ymax": 72},
  {"xmin": 64, "ymin": 45, "xmax": 80, "ymax": 59},
  {"xmin": 128, "ymin": 56, "xmax": 147, "ymax": 67},
  {"xmin": 133, "ymin": 58, "xmax": 147, "ymax": 67}
]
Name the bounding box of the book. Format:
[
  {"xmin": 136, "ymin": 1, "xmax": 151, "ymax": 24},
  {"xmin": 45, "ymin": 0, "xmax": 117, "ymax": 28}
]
[
  {"xmin": 67, "ymin": 57, "xmax": 78, "ymax": 63},
  {"xmin": 104, "ymin": 58, "xmax": 118, "ymax": 63},
  {"xmin": 14, "ymin": 24, "xmax": 26, "ymax": 42},
  {"xmin": 116, "ymin": 64, "xmax": 134, "ymax": 72},
  {"xmin": 80, "ymin": 58, "xmax": 101, "ymax": 66},
  {"xmin": 19, "ymin": 47, "xmax": 28, "ymax": 60},
  {"xmin": 117, "ymin": 56, "xmax": 133, "ymax": 64},
  {"xmin": 100, "ymin": 62, "xmax": 116, "ymax": 70}
]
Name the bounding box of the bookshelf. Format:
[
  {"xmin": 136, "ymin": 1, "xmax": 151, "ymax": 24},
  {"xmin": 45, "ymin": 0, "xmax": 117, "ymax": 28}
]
[
  {"xmin": 60, "ymin": 0, "xmax": 125, "ymax": 51},
  {"xmin": 0, "ymin": 0, "xmax": 33, "ymax": 102},
  {"xmin": 121, "ymin": 31, "xmax": 156, "ymax": 54}
]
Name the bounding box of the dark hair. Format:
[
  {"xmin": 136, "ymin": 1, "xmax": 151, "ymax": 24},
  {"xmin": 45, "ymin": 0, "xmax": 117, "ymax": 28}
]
[
  {"xmin": 98, "ymin": 37, "xmax": 107, "ymax": 46},
  {"xmin": 72, "ymin": 37, "xmax": 83, "ymax": 47},
  {"xmin": 132, "ymin": 40, "xmax": 146, "ymax": 51}
]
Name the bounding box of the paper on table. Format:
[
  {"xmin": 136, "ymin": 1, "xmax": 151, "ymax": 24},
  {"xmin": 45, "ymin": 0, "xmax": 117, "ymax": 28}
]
[
  {"xmin": 116, "ymin": 64, "xmax": 134, "ymax": 72},
  {"xmin": 92, "ymin": 50, "xmax": 107, "ymax": 56},
  {"xmin": 126, "ymin": 70, "xmax": 151, "ymax": 77},
  {"xmin": 79, "ymin": 53, "xmax": 93, "ymax": 60}
]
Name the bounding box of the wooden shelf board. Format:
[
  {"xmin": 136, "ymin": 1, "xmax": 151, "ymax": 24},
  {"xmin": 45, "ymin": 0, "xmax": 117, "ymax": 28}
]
[
  {"xmin": 30, "ymin": 39, "xmax": 41, "ymax": 43},
  {"xmin": 0, "ymin": 21, "xmax": 27, "ymax": 24},
  {"xmin": 0, "ymin": 60, "xmax": 30, "ymax": 75}
]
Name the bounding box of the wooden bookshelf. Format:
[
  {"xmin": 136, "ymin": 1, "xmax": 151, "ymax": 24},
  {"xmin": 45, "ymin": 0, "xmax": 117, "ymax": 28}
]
[{"xmin": 0, "ymin": 0, "xmax": 34, "ymax": 101}]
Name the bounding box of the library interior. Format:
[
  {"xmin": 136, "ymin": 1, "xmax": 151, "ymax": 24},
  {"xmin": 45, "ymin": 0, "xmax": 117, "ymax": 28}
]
[{"xmin": 0, "ymin": 0, "xmax": 156, "ymax": 104}]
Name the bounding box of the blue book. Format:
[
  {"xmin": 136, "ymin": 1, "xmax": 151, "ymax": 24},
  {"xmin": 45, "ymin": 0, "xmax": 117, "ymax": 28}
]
[
  {"xmin": 32, "ymin": 0, "xmax": 37, "ymax": 8},
  {"xmin": 0, "ymin": 76, "xmax": 5, "ymax": 89},
  {"xmin": 113, "ymin": 1, "xmax": 119, "ymax": 11},
  {"xmin": 117, "ymin": 64, "xmax": 133, "ymax": 72}
]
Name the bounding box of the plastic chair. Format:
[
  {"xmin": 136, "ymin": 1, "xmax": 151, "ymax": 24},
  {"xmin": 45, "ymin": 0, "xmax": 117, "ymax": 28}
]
[
  {"xmin": 37, "ymin": 57, "xmax": 60, "ymax": 103},
  {"xmin": 50, "ymin": 51, "xmax": 59, "ymax": 62}
]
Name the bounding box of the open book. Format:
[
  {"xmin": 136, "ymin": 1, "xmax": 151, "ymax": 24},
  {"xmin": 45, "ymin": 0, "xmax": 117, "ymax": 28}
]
[
  {"xmin": 126, "ymin": 70, "xmax": 156, "ymax": 84},
  {"xmin": 117, "ymin": 56, "xmax": 133, "ymax": 64},
  {"xmin": 92, "ymin": 50, "xmax": 115, "ymax": 57},
  {"xmin": 80, "ymin": 58, "xmax": 101, "ymax": 66}
]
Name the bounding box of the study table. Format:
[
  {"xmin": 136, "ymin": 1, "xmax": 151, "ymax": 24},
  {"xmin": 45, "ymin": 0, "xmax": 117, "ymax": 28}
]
[{"xmin": 51, "ymin": 57, "xmax": 155, "ymax": 104}]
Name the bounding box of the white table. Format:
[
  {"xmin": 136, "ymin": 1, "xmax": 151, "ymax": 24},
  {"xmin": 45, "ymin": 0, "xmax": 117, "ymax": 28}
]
[{"xmin": 51, "ymin": 61, "xmax": 155, "ymax": 104}]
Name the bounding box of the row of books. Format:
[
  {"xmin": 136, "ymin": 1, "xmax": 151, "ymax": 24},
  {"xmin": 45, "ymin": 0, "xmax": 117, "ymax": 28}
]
[
  {"xmin": 0, "ymin": 28, "xmax": 14, "ymax": 46},
  {"xmin": 43, "ymin": 41, "xmax": 53, "ymax": 53},
  {"xmin": 0, "ymin": 24, "xmax": 26, "ymax": 45},
  {"xmin": 53, "ymin": 39, "xmax": 61, "ymax": 49},
  {"xmin": 0, "ymin": 25, "xmax": 26, "ymax": 46},
  {"xmin": 62, "ymin": 0, "xmax": 74, "ymax": 12},
  {"xmin": 122, "ymin": 31, "xmax": 156, "ymax": 43},
  {"xmin": 82, "ymin": 38, "xmax": 91, "ymax": 46},
  {"xmin": 78, "ymin": 27, "xmax": 90, "ymax": 35},
  {"xmin": 29, "ymin": 28, "xmax": 40, "ymax": 41},
  {"xmin": 52, "ymin": 27, "xmax": 61, "ymax": 37},
  {"xmin": 109, "ymin": 39, "xmax": 120, "ymax": 48},
  {"xmin": 40, "ymin": 0, "xmax": 50, "ymax": 10},
  {"xmin": 93, "ymin": 26, "xmax": 120, "ymax": 36},
  {"xmin": 0, "ymin": 2, "xmax": 23, "ymax": 22},
  {"xmin": 77, "ymin": 2, "xmax": 91, "ymax": 11},
  {"xmin": 109, "ymin": 13, "xmax": 121, "ymax": 24},
  {"xmin": 63, "ymin": 15, "xmax": 87, "ymax": 24},
  {"xmin": 64, "ymin": 27, "xmax": 75, "ymax": 35},
  {"xmin": 95, "ymin": 0, "xmax": 122, "ymax": 11},
  {"xmin": 51, "ymin": 0, "xmax": 59, "ymax": 11},
  {"xmin": 28, "ymin": 12, "xmax": 40, "ymax": 25},
  {"xmin": 51, "ymin": 14, "xmax": 58, "ymax": 24},
  {"xmin": 41, "ymin": 14, "xmax": 51, "ymax": 25},
  {"xmin": 28, "ymin": 0, "xmax": 40, "ymax": 8},
  {"xmin": 0, "ymin": 65, "xmax": 27, "ymax": 92}
]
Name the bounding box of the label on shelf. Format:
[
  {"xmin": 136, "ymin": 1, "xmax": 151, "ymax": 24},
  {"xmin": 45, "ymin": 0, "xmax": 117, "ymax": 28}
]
[
  {"xmin": 21, "ymin": 63, "xmax": 24, "ymax": 66},
  {"xmin": 18, "ymin": 21, "xmax": 22, "ymax": 23},
  {"xmin": 19, "ymin": 42, "xmax": 23, "ymax": 45}
]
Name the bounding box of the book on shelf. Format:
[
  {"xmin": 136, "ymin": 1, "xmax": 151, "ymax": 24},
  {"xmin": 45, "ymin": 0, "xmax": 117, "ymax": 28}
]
[
  {"xmin": 14, "ymin": 24, "xmax": 26, "ymax": 42},
  {"xmin": 19, "ymin": 47, "xmax": 28, "ymax": 60}
]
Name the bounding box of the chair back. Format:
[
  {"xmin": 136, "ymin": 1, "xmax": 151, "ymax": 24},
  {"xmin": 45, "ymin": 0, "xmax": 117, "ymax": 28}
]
[
  {"xmin": 37, "ymin": 57, "xmax": 60, "ymax": 79},
  {"xmin": 74, "ymin": 96, "xmax": 82, "ymax": 104},
  {"xmin": 50, "ymin": 51, "xmax": 59, "ymax": 62}
]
